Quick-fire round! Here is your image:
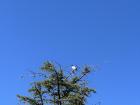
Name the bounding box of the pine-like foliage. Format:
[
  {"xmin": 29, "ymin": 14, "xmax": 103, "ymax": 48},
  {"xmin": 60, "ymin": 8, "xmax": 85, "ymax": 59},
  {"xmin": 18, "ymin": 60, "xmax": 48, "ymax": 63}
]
[{"xmin": 17, "ymin": 61, "xmax": 96, "ymax": 105}]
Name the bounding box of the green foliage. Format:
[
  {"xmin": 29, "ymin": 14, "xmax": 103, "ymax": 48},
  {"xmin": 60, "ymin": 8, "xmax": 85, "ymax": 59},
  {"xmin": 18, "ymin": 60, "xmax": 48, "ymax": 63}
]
[{"xmin": 17, "ymin": 61, "xmax": 96, "ymax": 105}]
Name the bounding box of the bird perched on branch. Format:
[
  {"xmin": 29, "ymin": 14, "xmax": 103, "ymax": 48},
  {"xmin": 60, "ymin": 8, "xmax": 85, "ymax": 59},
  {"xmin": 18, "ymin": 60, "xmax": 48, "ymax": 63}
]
[{"xmin": 71, "ymin": 65, "xmax": 78, "ymax": 73}]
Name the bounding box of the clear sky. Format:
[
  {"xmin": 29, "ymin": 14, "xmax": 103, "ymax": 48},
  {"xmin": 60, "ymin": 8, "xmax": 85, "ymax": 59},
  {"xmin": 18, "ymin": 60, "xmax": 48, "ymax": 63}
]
[{"xmin": 0, "ymin": 0, "xmax": 140, "ymax": 105}]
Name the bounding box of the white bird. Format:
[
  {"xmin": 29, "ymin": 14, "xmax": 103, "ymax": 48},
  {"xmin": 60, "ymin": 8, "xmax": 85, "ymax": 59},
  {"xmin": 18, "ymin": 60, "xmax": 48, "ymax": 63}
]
[{"xmin": 71, "ymin": 65, "xmax": 77, "ymax": 73}]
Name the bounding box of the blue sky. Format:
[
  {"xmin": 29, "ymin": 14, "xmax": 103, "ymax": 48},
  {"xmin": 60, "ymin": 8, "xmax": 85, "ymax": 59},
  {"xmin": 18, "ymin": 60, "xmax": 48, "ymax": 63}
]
[{"xmin": 0, "ymin": 0, "xmax": 140, "ymax": 105}]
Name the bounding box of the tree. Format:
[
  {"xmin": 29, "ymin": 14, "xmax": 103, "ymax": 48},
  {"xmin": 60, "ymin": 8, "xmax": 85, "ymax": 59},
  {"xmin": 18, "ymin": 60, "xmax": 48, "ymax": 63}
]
[{"xmin": 17, "ymin": 61, "xmax": 96, "ymax": 105}]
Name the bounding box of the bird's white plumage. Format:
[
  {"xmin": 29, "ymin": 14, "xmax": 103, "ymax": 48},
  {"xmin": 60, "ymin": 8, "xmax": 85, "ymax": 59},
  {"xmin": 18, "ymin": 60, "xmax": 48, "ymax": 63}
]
[{"xmin": 71, "ymin": 65, "xmax": 77, "ymax": 70}]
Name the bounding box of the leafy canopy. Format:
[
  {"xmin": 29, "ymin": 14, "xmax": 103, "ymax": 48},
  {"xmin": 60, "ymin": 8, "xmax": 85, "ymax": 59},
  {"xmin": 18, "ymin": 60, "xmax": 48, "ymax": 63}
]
[{"xmin": 17, "ymin": 61, "xmax": 96, "ymax": 105}]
